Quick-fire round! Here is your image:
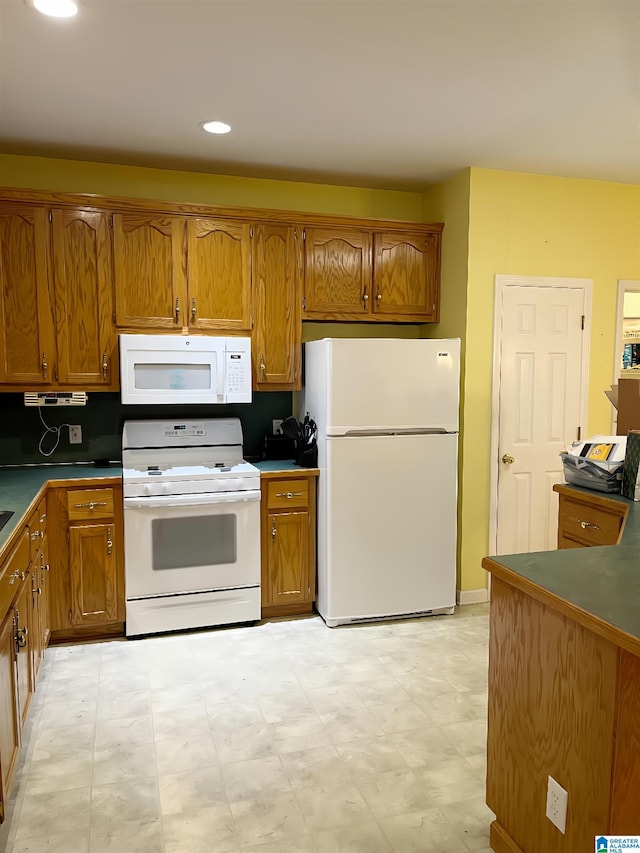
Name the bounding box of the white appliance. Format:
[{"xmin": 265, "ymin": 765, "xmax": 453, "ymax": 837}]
[
  {"xmin": 119, "ymin": 334, "xmax": 252, "ymax": 405},
  {"xmin": 122, "ymin": 418, "xmax": 261, "ymax": 637},
  {"xmin": 303, "ymin": 337, "xmax": 460, "ymax": 627}
]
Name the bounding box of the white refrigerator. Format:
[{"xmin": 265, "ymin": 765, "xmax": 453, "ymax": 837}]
[{"xmin": 303, "ymin": 337, "xmax": 460, "ymax": 627}]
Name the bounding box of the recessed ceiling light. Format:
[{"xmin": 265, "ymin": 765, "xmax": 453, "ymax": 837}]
[
  {"xmin": 29, "ymin": 0, "xmax": 79, "ymax": 17},
  {"xmin": 201, "ymin": 121, "xmax": 231, "ymax": 135}
]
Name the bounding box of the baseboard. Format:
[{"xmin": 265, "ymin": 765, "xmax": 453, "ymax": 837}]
[
  {"xmin": 489, "ymin": 820, "xmax": 523, "ymax": 853},
  {"xmin": 457, "ymin": 587, "xmax": 489, "ymax": 605}
]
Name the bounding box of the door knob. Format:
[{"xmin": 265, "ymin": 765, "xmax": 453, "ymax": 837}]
[{"xmin": 502, "ymin": 453, "xmax": 515, "ymax": 465}]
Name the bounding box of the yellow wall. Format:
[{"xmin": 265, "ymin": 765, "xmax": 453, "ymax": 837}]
[
  {"xmin": 459, "ymin": 168, "xmax": 640, "ymax": 592},
  {"xmin": 0, "ymin": 153, "xmax": 422, "ymax": 220},
  {"xmin": 421, "ymin": 170, "xmax": 471, "ymax": 589}
]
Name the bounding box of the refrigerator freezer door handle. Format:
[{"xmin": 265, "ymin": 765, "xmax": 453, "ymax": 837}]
[{"xmin": 343, "ymin": 428, "xmax": 449, "ymax": 436}]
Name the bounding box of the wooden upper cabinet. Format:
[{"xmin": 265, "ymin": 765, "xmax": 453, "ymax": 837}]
[
  {"xmin": 373, "ymin": 231, "xmax": 440, "ymax": 321},
  {"xmin": 51, "ymin": 209, "xmax": 117, "ymax": 387},
  {"xmin": 303, "ymin": 227, "xmax": 372, "ymax": 318},
  {"xmin": 112, "ymin": 213, "xmax": 187, "ymax": 330},
  {"xmin": 252, "ymin": 223, "xmax": 302, "ymax": 390},
  {"xmin": 187, "ymin": 218, "xmax": 251, "ymax": 331},
  {"xmin": 0, "ymin": 206, "xmax": 55, "ymax": 384}
]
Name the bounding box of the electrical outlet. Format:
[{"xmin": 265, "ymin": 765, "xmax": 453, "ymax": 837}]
[
  {"xmin": 272, "ymin": 419, "xmax": 284, "ymax": 435},
  {"xmin": 545, "ymin": 775, "xmax": 568, "ymax": 833},
  {"xmin": 69, "ymin": 425, "xmax": 82, "ymax": 445}
]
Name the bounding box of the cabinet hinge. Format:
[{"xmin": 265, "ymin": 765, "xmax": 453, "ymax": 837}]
[
  {"xmin": 112, "ymin": 312, "xmax": 116, "ymax": 323},
  {"xmin": 48, "ymin": 211, "xmax": 52, "ymax": 223},
  {"xmin": 307, "ymin": 585, "xmax": 311, "ymax": 595},
  {"xmin": 109, "ymin": 216, "xmax": 113, "ymax": 228},
  {"xmin": 302, "ymin": 296, "xmax": 306, "ymax": 310},
  {"xmin": 302, "ymin": 229, "xmax": 306, "ymax": 241},
  {"xmin": 250, "ymin": 226, "xmax": 254, "ymax": 238},
  {"xmin": 577, "ymin": 426, "xmax": 582, "ymax": 440},
  {"xmin": 581, "ymin": 314, "xmax": 585, "ymax": 330}
]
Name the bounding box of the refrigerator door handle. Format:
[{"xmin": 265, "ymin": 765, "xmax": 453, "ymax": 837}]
[{"xmin": 343, "ymin": 428, "xmax": 449, "ymax": 436}]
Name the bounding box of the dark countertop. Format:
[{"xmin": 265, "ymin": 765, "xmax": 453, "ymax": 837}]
[
  {"xmin": 0, "ymin": 464, "xmax": 123, "ymax": 553},
  {"xmin": 0, "ymin": 460, "xmax": 318, "ymax": 556},
  {"xmin": 483, "ymin": 483, "xmax": 640, "ymax": 652}
]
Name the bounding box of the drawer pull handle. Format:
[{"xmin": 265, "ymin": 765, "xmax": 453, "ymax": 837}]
[
  {"xmin": 275, "ymin": 492, "xmax": 303, "ymax": 499},
  {"xmin": 578, "ymin": 520, "xmax": 600, "ymax": 530},
  {"xmin": 74, "ymin": 501, "xmax": 108, "ymax": 511}
]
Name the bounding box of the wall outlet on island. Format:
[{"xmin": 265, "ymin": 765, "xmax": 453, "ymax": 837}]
[
  {"xmin": 69, "ymin": 425, "xmax": 82, "ymax": 445},
  {"xmin": 545, "ymin": 775, "xmax": 568, "ymax": 833},
  {"xmin": 272, "ymin": 419, "xmax": 284, "ymax": 435}
]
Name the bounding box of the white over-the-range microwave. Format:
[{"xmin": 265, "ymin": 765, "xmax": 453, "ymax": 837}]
[{"xmin": 119, "ymin": 334, "xmax": 252, "ymax": 405}]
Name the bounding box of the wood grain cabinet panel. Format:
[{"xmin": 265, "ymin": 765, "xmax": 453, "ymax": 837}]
[
  {"xmin": 69, "ymin": 523, "xmax": 118, "ymax": 626},
  {"xmin": 261, "ymin": 472, "xmax": 316, "ymax": 617},
  {"xmin": 252, "ymin": 223, "xmax": 302, "ymax": 390},
  {"xmin": 187, "ymin": 218, "xmax": 252, "ymax": 331},
  {"xmin": 0, "ymin": 205, "xmax": 55, "ymax": 385},
  {"xmin": 373, "ymin": 231, "xmax": 439, "ymax": 321},
  {"xmin": 113, "ymin": 213, "xmax": 187, "ymax": 330},
  {"xmin": 48, "ymin": 484, "xmax": 124, "ymax": 640},
  {"xmin": 51, "ymin": 209, "xmax": 117, "ymax": 387},
  {"xmin": 555, "ymin": 487, "xmax": 627, "ymax": 549},
  {"xmin": 303, "ymin": 227, "xmax": 372, "ymax": 318},
  {"xmin": 0, "ymin": 607, "xmax": 19, "ymax": 825}
]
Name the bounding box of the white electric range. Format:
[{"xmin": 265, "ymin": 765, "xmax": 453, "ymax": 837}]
[{"xmin": 122, "ymin": 418, "xmax": 261, "ymax": 637}]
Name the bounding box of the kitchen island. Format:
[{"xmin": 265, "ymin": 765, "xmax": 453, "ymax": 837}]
[{"xmin": 482, "ymin": 484, "xmax": 640, "ymax": 852}]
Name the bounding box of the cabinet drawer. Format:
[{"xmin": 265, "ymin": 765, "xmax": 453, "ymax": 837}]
[
  {"xmin": 0, "ymin": 529, "xmax": 30, "ymax": 616},
  {"xmin": 266, "ymin": 480, "xmax": 309, "ymax": 509},
  {"xmin": 558, "ymin": 497, "xmax": 625, "ymax": 547},
  {"xmin": 67, "ymin": 488, "xmax": 115, "ymax": 521}
]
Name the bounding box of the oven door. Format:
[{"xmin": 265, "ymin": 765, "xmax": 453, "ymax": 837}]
[{"xmin": 123, "ymin": 490, "xmax": 261, "ymax": 599}]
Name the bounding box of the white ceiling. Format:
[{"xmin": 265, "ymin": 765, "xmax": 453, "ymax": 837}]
[{"xmin": 0, "ymin": 0, "xmax": 639, "ymax": 192}]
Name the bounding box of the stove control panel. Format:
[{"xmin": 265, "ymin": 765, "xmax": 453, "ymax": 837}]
[{"xmin": 162, "ymin": 423, "xmax": 205, "ymax": 438}]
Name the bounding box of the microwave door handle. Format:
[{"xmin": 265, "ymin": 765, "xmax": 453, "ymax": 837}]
[{"xmin": 218, "ymin": 349, "xmax": 226, "ymax": 402}]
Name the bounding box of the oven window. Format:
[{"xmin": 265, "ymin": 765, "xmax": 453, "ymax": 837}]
[
  {"xmin": 134, "ymin": 362, "xmax": 212, "ymax": 391},
  {"xmin": 151, "ymin": 515, "xmax": 236, "ymax": 570}
]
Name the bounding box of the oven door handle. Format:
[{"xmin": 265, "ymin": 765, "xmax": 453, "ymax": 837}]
[{"xmin": 124, "ymin": 490, "xmax": 261, "ymax": 509}]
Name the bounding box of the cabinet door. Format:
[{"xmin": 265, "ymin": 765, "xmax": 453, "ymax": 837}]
[
  {"xmin": 51, "ymin": 209, "xmax": 117, "ymax": 387},
  {"xmin": 187, "ymin": 218, "xmax": 251, "ymax": 331},
  {"xmin": 112, "ymin": 214, "xmax": 187, "ymax": 329},
  {"xmin": 264, "ymin": 511, "xmax": 309, "ymax": 607},
  {"xmin": 13, "ymin": 579, "xmax": 33, "ymax": 731},
  {"xmin": 303, "ymin": 227, "xmax": 372, "ymax": 318},
  {"xmin": 0, "ymin": 205, "xmax": 55, "ymax": 384},
  {"xmin": 252, "ymin": 223, "xmax": 302, "ymax": 390},
  {"xmin": 373, "ymin": 231, "xmax": 439, "ymax": 320},
  {"xmin": 69, "ymin": 522, "xmax": 118, "ymax": 626},
  {"xmin": 0, "ymin": 609, "xmax": 20, "ymax": 824}
]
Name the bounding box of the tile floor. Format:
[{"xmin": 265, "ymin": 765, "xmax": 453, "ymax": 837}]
[{"xmin": 0, "ymin": 604, "xmax": 493, "ymax": 853}]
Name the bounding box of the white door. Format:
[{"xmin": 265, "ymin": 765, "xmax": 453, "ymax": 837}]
[{"xmin": 495, "ymin": 282, "xmax": 588, "ymax": 555}]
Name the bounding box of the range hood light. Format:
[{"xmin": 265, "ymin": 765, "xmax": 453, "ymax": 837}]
[{"xmin": 30, "ymin": 0, "xmax": 79, "ymax": 17}]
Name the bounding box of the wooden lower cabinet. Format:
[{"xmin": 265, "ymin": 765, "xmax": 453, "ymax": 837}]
[
  {"xmin": 48, "ymin": 483, "xmax": 125, "ymax": 641},
  {"xmin": 0, "ymin": 606, "xmax": 20, "ymax": 825},
  {"xmin": 0, "ymin": 519, "xmax": 45, "ymax": 826},
  {"xmin": 554, "ymin": 485, "xmax": 627, "ymax": 549},
  {"xmin": 261, "ymin": 472, "xmax": 317, "ymax": 617}
]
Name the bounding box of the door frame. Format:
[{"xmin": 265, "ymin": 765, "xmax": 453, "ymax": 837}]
[
  {"xmin": 488, "ymin": 275, "xmax": 593, "ymax": 558},
  {"xmin": 612, "ymin": 279, "xmax": 640, "ymax": 431}
]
